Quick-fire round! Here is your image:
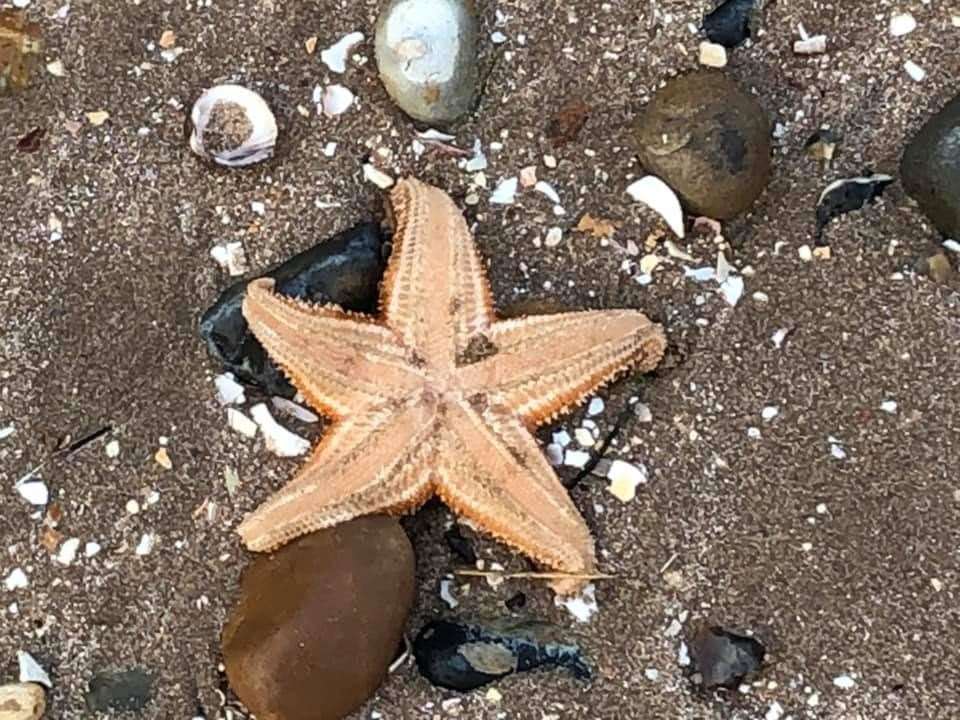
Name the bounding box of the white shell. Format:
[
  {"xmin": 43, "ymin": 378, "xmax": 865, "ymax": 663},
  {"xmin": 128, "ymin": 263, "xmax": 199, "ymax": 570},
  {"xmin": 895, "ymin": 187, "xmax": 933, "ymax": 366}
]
[
  {"xmin": 321, "ymin": 31, "xmax": 364, "ymax": 73},
  {"xmin": 17, "ymin": 650, "xmax": 52, "ymax": 688},
  {"xmin": 250, "ymin": 403, "xmax": 310, "ymax": 457},
  {"xmin": 321, "ymin": 84, "xmax": 355, "ymax": 116},
  {"xmin": 189, "ymin": 85, "xmax": 278, "ymax": 167},
  {"xmin": 626, "ymin": 175, "xmax": 685, "ymax": 239}
]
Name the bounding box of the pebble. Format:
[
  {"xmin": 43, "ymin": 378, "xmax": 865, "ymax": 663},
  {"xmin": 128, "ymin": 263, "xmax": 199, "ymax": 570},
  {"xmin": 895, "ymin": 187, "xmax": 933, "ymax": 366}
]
[
  {"xmin": 413, "ymin": 619, "xmax": 590, "ymax": 691},
  {"xmin": 901, "ymin": 92, "xmax": 960, "ymax": 238},
  {"xmin": 85, "ymin": 669, "xmax": 153, "ymax": 712},
  {"xmin": 606, "ymin": 460, "xmax": 647, "ymax": 503},
  {"xmin": 375, "ymin": 0, "xmax": 478, "ymax": 123},
  {"xmin": 702, "ymin": 0, "xmax": 756, "ymax": 48},
  {"xmin": 223, "ymin": 516, "xmax": 415, "ymax": 720},
  {"xmin": 633, "ymin": 71, "xmax": 771, "ymax": 219},
  {"xmin": 199, "ymin": 222, "xmax": 387, "ymax": 396},
  {"xmin": 0, "ymin": 683, "xmax": 45, "ymax": 720},
  {"xmin": 833, "ymin": 674, "xmax": 856, "ymax": 689},
  {"xmin": 889, "ymin": 13, "xmax": 917, "ymax": 37},
  {"xmin": 698, "ymin": 41, "xmax": 727, "ymax": 67},
  {"xmin": 689, "ymin": 625, "xmax": 766, "ymax": 689}
]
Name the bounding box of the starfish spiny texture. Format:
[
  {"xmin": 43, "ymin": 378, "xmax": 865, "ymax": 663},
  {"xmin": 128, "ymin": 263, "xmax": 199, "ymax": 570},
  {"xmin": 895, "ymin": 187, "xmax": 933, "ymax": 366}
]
[{"xmin": 239, "ymin": 178, "xmax": 666, "ymax": 593}]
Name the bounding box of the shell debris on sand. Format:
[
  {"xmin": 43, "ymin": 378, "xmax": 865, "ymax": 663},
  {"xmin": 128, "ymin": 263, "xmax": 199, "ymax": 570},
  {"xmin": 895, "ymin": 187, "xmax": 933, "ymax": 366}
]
[{"xmin": 189, "ymin": 85, "xmax": 277, "ymax": 167}]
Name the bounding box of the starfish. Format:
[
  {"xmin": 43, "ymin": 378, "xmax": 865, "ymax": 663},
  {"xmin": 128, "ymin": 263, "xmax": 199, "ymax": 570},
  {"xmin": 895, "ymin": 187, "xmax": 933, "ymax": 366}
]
[{"xmin": 239, "ymin": 178, "xmax": 666, "ymax": 593}]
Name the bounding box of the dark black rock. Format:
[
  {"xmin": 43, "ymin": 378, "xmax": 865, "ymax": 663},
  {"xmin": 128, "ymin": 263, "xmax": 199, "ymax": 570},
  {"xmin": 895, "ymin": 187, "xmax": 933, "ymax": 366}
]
[
  {"xmin": 413, "ymin": 619, "xmax": 590, "ymax": 692},
  {"xmin": 689, "ymin": 626, "xmax": 765, "ymax": 689},
  {"xmin": 444, "ymin": 525, "xmax": 477, "ymax": 565},
  {"xmin": 702, "ymin": 0, "xmax": 756, "ymax": 48},
  {"xmin": 505, "ymin": 592, "xmax": 527, "ymax": 611},
  {"xmin": 815, "ymin": 175, "xmax": 894, "ymax": 239},
  {"xmin": 199, "ymin": 223, "xmax": 388, "ymax": 396},
  {"xmin": 901, "ymin": 93, "xmax": 960, "ymax": 239},
  {"xmin": 85, "ymin": 669, "xmax": 154, "ymax": 712}
]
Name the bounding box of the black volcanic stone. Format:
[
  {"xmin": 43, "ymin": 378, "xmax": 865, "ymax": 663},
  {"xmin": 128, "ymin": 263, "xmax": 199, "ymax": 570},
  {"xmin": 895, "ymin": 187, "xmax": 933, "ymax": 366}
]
[
  {"xmin": 413, "ymin": 619, "xmax": 590, "ymax": 692},
  {"xmin": 199, "ymin": 222, "xmax": 388, "ymax": 396}
]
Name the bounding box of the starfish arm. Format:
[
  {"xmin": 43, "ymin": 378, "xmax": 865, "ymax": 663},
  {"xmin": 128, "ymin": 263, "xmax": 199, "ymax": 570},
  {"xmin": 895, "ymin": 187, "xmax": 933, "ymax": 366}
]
[
  {"xmin": 458, "ymin": 310, "xmax": 666, "ymax": 426},
  {"xmin": 381, "ymin": 178, "xmax": 495, "ymax": 368},
  {"xmin": 238, "ymin": 398, "xmax": 438, "ymax": 551},
  {"xmin": 435, "ymin": 401, "xmax": 596, "ymax": 594},
  {"xmin": 243, "ymin": 278, "xmax": 421, "ymax": 417}
]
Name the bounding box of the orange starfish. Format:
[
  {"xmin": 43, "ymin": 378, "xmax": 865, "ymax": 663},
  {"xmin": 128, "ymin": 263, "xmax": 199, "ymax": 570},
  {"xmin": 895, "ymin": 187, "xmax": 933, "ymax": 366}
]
[{"xmin": 240, "ymin": 178, "xmax": 665, "ymax": 593}]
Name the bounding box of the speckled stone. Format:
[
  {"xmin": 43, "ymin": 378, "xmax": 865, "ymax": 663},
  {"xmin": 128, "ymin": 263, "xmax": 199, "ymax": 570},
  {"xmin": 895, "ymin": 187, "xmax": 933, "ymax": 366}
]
[
  {"xmin": 0, "ymin": 683, "xmax": 45, "ymax": 720},
  {"xmin": 901, "ymin": 93, "xmax": 960, "ymax": 239},
  {"xmin": 633, "ymin": 71, "xmax": 772, "ymax": 219},
  {"xmin": 222, "ymin": 516, "xmax": 415, "ymax": 720},
  {"xmin": 375, "ymin": 0, "xmax": 478, "ymax": 124}
]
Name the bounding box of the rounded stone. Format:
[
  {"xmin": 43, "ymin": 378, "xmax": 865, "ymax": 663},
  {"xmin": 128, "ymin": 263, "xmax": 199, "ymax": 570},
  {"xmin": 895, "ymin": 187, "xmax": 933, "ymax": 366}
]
[
  {"xmin": 633, "ymin": 71, "xmax": 772, "ymax": 219},
  {"xmin": 222, "ymin": 516, "xmax": 415, "ymax": 720},
  {"xmin": 901, "ymin": 93, "xmax": 960, "ymax": 238},
  {"xmin": 375, "ymin": 0, "xmax": 478, "ymax": 124},
  {"xmin": 0, "ymin": 683, "xmax": 45, "ymax": 720}
]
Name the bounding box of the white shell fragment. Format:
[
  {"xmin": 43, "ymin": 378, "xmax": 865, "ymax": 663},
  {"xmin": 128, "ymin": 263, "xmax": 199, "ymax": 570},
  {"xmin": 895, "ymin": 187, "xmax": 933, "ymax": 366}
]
[
  {"xmin": 250, "ymin": 403, "xmax": 310, "ymax": 457},
  {"xmin": 794, "ymin": 35, "xmax": 827, "ymax": 54},
  {"xmin": 490, "ymin": 177, "xmax": 518, "ymax": 205},
  {"xmin": 904, "ymin": 60, "xmax": 926, "ymax": 82},
  {"xmin": 363, "ymin": 163, "xmax": 396, "ymax": 189},
  {"xmin": 626, "ymin": 176, "xmax": 685, "ymax": 239},
  {"xmin": 321, "ymin": 31, "xmax": 364, "ymax": 73},
  {"xmin": 321, "ymin": 84, "xmax": 356, "ymax": 116},
  {"xmin": 227, "ymin": 408, "xmax": 259, "ymax": 438},
  {"xmin": 5, "ymin": 568, "xmax": 29, "ymax": 590},
  {"xmin": 189, "ymin": 85, "xmax": 278, "ymax": 167},
  {"xmin": 555, "ymin": 583, "xmax": 598, "ymax": 622},
  {"xmin": 56, "ymin": 537, "xmax": 80, "ymax": 565},
  {"xmin": 606, "ymin": 460, "xmax": 647, "ymax": 503},
  {"xmin": 833, "ymin": 674, "xmax": 856, "ymax": 689},
  {"xmin": 698, "ymin": 41, "xmax": 727, "ymax": 67},
  {"xmin": 563, "ymin": 449, "xmax": 591, "ymax": 469},
  {"xmin": 439, "ymin": 578, "xmax": 459, "ymax": 609},
  {"xmin": 0, "ymin": 425, "xmax": 14, "ymax": 440},
  {"xmin": 889, "ymin": 13, "xmax": 917, "ymax": 37},
  {"xmin": 719, "ymin": 276, "xmax": 744, "ymax": 307},
  {"xmin": 15, "ymin": 479, "xmax": 48, "ymax": 506},
  {"xmin": 214, "ymin": 373, "xmax": 246, "ymax": 406},
  {"xmin": 210, "ymin": 242, "xmax": 248, "ymax": 277},
  {"xmin": 17, "ymin": 650, "xmax": 52, "ymax": 688},
  {"xmin": 534, "ymin": 181, "xmax": 561, "ymax": 205},
  {"xmin": 271, "ymin": 397, "xmax": 320, "ymax": 424},
  {"xmin": 135, "ymin": 533, "xmax": 156, "ymax": 556}
]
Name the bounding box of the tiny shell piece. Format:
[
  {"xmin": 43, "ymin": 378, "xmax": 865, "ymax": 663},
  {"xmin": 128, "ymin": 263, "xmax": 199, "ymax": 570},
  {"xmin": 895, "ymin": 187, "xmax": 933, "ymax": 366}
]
[
  {"xmin": 250, "ymin": 403, "xmax": 310, "ymax": 457},
  {"xmin": 17, "ymin": 650, "xmax": 52, "ymax": 688},
  {"xmin": 321, "ymin": 84, "xmax": 355, "ymax": 116},
  {"xmin": 321, "ymin": 31, "xmax": 364, "ymax": 73},
  {"xmin": 626, "ymin": 176, "xmax": 685, "ymax": 239}
]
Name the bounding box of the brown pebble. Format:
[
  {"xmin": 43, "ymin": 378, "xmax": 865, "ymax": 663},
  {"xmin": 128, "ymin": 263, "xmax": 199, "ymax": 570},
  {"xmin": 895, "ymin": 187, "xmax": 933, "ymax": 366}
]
[
  {"xmin": 222, "ymin": 516, "xmax": 415, "ymax": 720},
  {"xmin": 633, "ymin": 71, "xmax": 772, "ymax": 219}
]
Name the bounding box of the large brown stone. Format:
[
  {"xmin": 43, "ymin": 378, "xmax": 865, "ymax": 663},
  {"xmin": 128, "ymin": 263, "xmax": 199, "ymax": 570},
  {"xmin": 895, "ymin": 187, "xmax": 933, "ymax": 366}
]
[
  {"xmin": 634, "ymin": 71, "xmax": 772, "ymax": 219},
  {"xmin": 222, "ymin": 516, "xmax": 415, "ymax": 720},
  {"xmin": 0, "ymin": 683, "xmax": 45, "ymax": 720}
]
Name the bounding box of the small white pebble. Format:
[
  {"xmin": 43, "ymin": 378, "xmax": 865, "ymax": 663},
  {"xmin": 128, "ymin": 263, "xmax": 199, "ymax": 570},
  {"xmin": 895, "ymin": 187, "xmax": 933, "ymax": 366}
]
[
  {"xmin": 771, "ymin": 328, "xmax": 788, "ymax": 349},
  {"xmin": 322, "ymin": 141, "xmax": 338, "ymax": 157},
  {"xmin": 587, "ymin": 397, "xmax": 604, "ymax": 416},
  {"xmin": 4, "ymin": 568, "xmax": 29, "ymax": 591},
  {"xmin": 16, "ymin": 480, "xmax": 49, "ymax": 506},
  {"xmin": 135, "ymin": 533, "xmax": 156, "ymax": 556},
  {"xmin": 544, "ymin": 227, "xmax": 563, "ymax": 248},
  {"xmin": 808, "ymin": 692, "xmax": 820, "ymax": 707},
  {"xmin": 84, "ymin": 541, "xmax": 102, "ymax": 558},
  {"xmin": 564, "ymin": 449, "xmax": 591, "ymax": 469},
  {"xmin": 801, "ymin": 541, "xmax": 813, "ymax": 552},
  {"xmin": 552, "ymin": 430, "xmax": 572, "ymax": 448},
  {"xmin": 363, "ymin": 163, "xmax": 395, "ymax": 189},
  {"xmin": 574, "ymin": 427, "xmax": 595, "ymax": 448},
  {"xmin": 126, "ymin": 499, "xmax": 141, "ymax": 515},
  {"xmin": 833, "ymin": 674, "xmax": 856, "ymax": 689},
  {"xmin": 931, "ymin": 578, "xmax": 943, "ymax": 592},
  {"xmin": 880, "ymin": 400, "xmax": 898, "ymax": 414},
  {"xmin": 904, "ymin": 60, "xmax": 926, "ymax": 82},
  {"xmin": 816, "ymin": 503, "xmax": 828, "ymax": 514},
  {"xmin": 747, "ymin": 427, "xmax": 761, "ymax": 439},
  {"xmin": 56, "ymin": 537, "xmax": 81, "ymax": 565},
  {"xmin": 606, "ymin": 460, "xmax": 648, "ymax": 503},
  {"xmin": 698, "ymin": 40, "xmax": 727, "ymax": 67},
  {"xmin": 765, "ymin": 702, "xmax": 784, "ymax": 720},
  {"xmin": 677, "ymin": 641, "xmax": 691, "ymax": 667},
  {"xmin": 644, "ymin": 668, "xmax": 660, "ymax": 681},
  {"xmin": 798, "ymin": 245, "xmax": 813, "ymax": 262},
  {"xmin": 830, "ymin": 443, "xmax": 847, "ymax": 460},
  {"xmin": 250, "ymin": 200, "xmax": 266, "ymax": 216},
  {"xmin": 761, "ymin": 406, "xmax": 779, "ymax": 421},
  {"xmin": 889, "ymin": 13, "xmax": 917, "ymax": 37},
  {"xmin": 105, "ymin": 439, "xmax": 120, "ymax": 458}
]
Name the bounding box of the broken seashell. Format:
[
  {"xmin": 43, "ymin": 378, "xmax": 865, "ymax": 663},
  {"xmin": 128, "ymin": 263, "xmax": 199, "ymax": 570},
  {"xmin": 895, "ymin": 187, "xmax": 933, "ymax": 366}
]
[
  {"xmin": 250, "ymin": 403, "xmax": 310, "ymax": 457},
  {"xmin": 321, "ymin": 31, "xmax": 364, "ymax": 73},
  {"xmin": 626, "ymin": 176, "xmax": 685, "ymax": 239},
  {"xmin": 189, "ymin": 84, "xmax": 278, "ymax": 167},
  {"xmin": 17, "ymin": 650, "xmax": 52, "ymax": 688},
  {"xmin": 321, "ymin": 84, "xmax": 355, "ymax": 116}
]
